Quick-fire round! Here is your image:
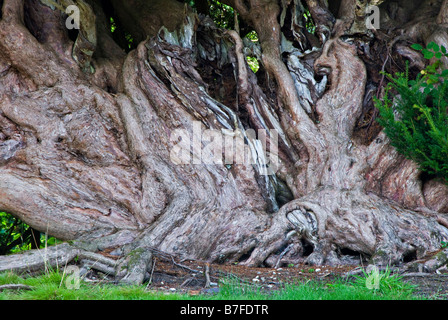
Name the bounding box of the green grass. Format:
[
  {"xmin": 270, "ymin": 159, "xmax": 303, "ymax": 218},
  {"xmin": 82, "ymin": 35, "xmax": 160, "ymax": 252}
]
[
  {"xmin": 0, "ymin": 270, "xmax": 184, "ymax": 300},
  {"xmin": 0, "ymin": 267, "xmax": 424, "ymax": 300},
  {"xmin": 199, "ymin": 274, "xmax": 421, "ymax": 300}
]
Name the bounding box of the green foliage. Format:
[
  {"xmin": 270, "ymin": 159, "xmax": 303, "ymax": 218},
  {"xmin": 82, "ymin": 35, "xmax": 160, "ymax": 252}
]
[
  {"xmin": 244, "ymin": 30, "xmax": 260, "ymax": 73},
  {"xmin": 0, "ymin": 212, "xmax": 32, "ymax": 254},
  {"xmin": 109, "ymin": 17, "xmax": 117, "ymax": 33},
  {"xmin": 0, "ymin": 211, "xmax": 58, "ymax": 255},
  {"xmin": 352, "ymin": 266, "xmax": 416, "ymax": 297},
  {"xmin": 0, "ymin": 270, "xmax": 181, "ymax": 300},
  {"xmin": 108, "ymin": 17, "xmax": 134, "ymax": 50},
  {"xmin": 246, "ymin": 56, "xmax": 259, "ymax": 73},
  {"xmin": 303, "ymin": 9, "xmax": 316, "ymax": 34},
  {"xmin": 184, "ymin": 0, "xmax": 235, "ymax": 29},
  {"xmin": 208, "ymin": 0, "xmax": 235, "ymax": 30},
  {"xmin": 375, "ymin": 42, "xmax": 448, "ymax": 183}
]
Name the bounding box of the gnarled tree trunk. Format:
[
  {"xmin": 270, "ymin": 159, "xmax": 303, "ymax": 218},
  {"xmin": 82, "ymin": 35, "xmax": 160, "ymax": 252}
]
[{"xmin": 1, "ymin": 0, "xmax": 448, "ymax": 284}]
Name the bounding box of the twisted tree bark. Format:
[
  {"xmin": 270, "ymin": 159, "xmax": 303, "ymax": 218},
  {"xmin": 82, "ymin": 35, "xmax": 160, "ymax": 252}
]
[{"xmin": 1, "ymin": 0, "xmax": 448, "ymax": 284}]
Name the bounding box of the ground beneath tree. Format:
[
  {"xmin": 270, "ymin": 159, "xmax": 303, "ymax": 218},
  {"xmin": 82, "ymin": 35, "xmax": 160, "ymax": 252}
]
[{"xmin": 81, "ymin": 250, "xmax": 448, "ymax": 300}]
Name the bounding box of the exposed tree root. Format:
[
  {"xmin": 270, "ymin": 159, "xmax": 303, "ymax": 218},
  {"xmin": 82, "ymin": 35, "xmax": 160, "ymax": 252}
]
[
  {"xmin": 0, "ymin": 239, "xmax": 224, "ymax": 286},
  {"xmin": 244, "ymin": 188, "xmax": 448, "ymax": 267},
  {"xmin": 0, "ymin": 243, "xmax": 81, "ymax": 275}
]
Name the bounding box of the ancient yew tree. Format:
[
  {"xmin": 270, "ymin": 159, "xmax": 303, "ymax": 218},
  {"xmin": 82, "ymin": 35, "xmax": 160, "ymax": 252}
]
[{"xmin": 1, "ymin": 0, "xmax": 448, "ymax": 283}]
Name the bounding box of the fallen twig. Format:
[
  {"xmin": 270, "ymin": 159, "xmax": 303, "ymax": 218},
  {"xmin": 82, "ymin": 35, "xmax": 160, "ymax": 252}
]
[
  {"xmin": 0, "ymin": 284, "xmax": 33, "ymax": 292},
  {"xmin": 146, "ymin": 257, "xmax": 156, "ymax": 289},
  {"xmin": 401, "ymin": 272, "xmax": 448, "ymax": 278},
  {"xmin": 145, "ymin": 246, "xmax": 200, "ymax": 274},
  {"xmin": 170, "ymin": 256, "xmax": 199, "ymax": 274},
  {"xmin": 181, "ymin": 277, "xmax": 195, "ymax": 287},
  {"xmin": 275, "ymin": 244, "xmax": 293, "ymax": 268},
  {"xmin": 204, "ymin": 264, "xmax": 211, "ymax": 288}
]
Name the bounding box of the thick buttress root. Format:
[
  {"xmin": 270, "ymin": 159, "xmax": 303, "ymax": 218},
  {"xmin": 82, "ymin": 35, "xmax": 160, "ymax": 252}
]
[
  {"xmin": 244, "ymin": 188, "xmax": 448, "ymax": 268},
  {"xmin": 0, "ymin": 243, "xmax": 81, "ymax": 274},
  {"xmin": 0, "ymin": 241, "xmax": 190, "ymax": 286},
  {"xmin": 115, "ymin": 247, "xmax": 153, "ymax": 285},
  {"xmin": 0, "ymin": 242, "xmax": 118, "ymax": 276},
  {"xmin": 0, "ymin": 241, "xmax": 152, "ymax": 285}
]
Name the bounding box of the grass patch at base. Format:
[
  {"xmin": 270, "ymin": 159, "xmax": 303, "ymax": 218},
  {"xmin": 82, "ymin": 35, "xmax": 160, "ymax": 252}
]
[
  {"xmin": 201, "ymin": 275, "xmax": 420, "ymax": 300},
  {"xmin": 0, "ymin": 267, "xmax": 424, "ymax": 300}
]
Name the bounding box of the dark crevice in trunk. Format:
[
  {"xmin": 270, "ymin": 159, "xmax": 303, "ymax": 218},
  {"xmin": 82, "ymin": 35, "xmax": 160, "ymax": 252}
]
[
  {"xmin": 336, "ymin": 247, "xmax": 370, "ymax": 265},
  {"xmin": 196, "ymin": 59, "xmax": 238, "ymax": 113},
  {"xmin": 301, "ymin": 239, "xmax": 314, "ymax": 257},
  {"xmin": 328, "ymin": 0, "xmax": 342, "ymax": 18},
  {"xmin": 339, "ymin": 247, "xmax": 363, "ymax": 258},
  {"xmin": 420, "ymin": 171, "xmax": 438, "ymax": 186},
  {"xmin": 237, "ymin": 247, "xmax": 255, "ymax": 263},
  {"xmin": 402, "ymin": 249, "xmax": 418, "ymax": 263},
  {"xmin": 23, "ymin": 0, "xmax": 39, "ymax": 41},
  {"xmin": 66, "ymin": 25, "xmax": 79, "ymax": 43},
  {"xmin": 101, "ymin": 0, "xmax": 137, "ymax": 52}
]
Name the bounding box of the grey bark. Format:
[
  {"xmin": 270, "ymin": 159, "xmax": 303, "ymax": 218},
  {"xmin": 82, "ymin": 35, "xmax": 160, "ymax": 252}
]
[{"xmin": 1, "ymin": 0, "xmax": 448, "ymax": 284}]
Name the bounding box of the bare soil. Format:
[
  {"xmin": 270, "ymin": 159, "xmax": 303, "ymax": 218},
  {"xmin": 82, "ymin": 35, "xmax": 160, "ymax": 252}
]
[
  {"xmin": 402, "ymin": 274, "xmax": 448, "ymax": 299},
  {"xmin": 85, "ymin": 254, "xmax": 448, "ymax": 299},
  {"xmin": 148, "ymin": 259, "xmax": 354, "ymax": 293}
]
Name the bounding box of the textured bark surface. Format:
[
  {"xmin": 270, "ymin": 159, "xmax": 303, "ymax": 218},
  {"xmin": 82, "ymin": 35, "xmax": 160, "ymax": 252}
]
[{"xmin": 1, "ymin": 0, "xmax": 448, "ymax": 284}]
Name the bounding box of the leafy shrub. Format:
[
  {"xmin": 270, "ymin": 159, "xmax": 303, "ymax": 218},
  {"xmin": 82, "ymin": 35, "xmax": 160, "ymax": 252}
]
[
  {"xmin": 352, "ymin": 266, "xmax": 416, "ymax": 297},
  {"xmin": 375, "ymin": 42, "xmax": 448, "ymax": 183},
  {"xmin": 0, "ymin": 212, "xmax": 58, "ymax": 255}
]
